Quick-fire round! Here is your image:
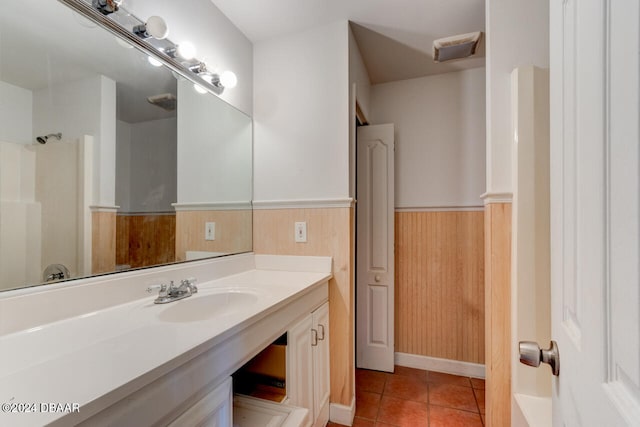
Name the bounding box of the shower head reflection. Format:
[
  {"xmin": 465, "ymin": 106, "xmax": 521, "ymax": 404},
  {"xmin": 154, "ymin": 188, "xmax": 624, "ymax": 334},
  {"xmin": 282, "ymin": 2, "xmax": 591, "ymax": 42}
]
[{"xmin": 36, "ymin": 133, "xmax": 62, "ymax": 144}]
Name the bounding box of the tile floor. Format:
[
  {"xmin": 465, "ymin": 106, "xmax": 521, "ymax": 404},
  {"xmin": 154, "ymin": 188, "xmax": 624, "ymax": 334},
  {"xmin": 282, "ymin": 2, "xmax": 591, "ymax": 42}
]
[{"xmin": 328, "ymin": 366, "xmax": 485, "ymax": 427}]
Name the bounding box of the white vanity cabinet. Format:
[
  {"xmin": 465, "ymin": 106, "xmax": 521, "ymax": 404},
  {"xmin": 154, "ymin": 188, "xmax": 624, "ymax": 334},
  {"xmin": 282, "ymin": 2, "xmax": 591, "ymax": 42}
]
[
  {"xmin": 287, "ymin": 302, "xmax": 330, "ymax": 427},
  {"xmin": 0, "ymin": 254, "xmax": 332, "ymax": 427}
]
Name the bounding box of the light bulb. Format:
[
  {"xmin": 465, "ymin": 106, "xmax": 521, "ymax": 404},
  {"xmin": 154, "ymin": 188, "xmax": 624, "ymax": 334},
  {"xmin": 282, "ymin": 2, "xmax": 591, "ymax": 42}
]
[
  {"xmin": 193, "ymin": 84, "xmax": 208, "ymax": 94},
  {"xmin": 219, "ymin": 71, "xmax": 237, "ymax": 89},
  {"xmin": 148, "ymin": 56, "xmax": 163, "ymax": 67},
  {"xmin": 146, "ymin": 16, "xmax": 169, "ymax": 40},
  {"xmin": 177, "ymin": 42, "xmax": 196, "ymax": 60}
]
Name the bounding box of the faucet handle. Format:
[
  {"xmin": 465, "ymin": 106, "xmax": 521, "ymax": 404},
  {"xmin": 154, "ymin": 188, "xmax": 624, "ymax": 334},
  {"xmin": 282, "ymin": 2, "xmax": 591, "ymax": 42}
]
[
  {"xmin": 147, "ymin": 283, "xmax": 168, "ymax": 297},
  {"xmin": 167, "ymin": 280, "xmax": 178, "ymax": 293},
  {"xmin": 182, "ymin": 277, "xmax": 198, "ymax": 293}
]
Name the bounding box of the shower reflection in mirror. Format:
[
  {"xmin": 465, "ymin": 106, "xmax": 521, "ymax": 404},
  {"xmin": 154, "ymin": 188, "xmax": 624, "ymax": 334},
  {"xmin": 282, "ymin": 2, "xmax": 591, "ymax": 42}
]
[{"xmin": 36, "ymin": 133, "xmax": 62, "ymax": 145}]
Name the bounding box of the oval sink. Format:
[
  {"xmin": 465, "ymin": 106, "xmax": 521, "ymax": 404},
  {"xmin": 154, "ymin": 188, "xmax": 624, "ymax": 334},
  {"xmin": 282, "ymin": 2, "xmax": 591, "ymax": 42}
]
[{"xmin": 157, "ymin": 290, "xmax": 260, "ymax": 323}]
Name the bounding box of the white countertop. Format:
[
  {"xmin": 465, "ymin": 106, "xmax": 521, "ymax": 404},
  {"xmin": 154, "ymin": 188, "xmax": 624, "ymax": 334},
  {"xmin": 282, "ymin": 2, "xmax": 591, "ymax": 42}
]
[{"xmin": 0, "ymin": 255, "xmax": 331, "ymax": 426}]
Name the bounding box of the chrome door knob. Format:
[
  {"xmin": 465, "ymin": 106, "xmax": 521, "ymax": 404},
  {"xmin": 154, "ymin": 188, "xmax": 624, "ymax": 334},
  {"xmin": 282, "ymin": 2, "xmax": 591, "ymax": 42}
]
[{"xmin": 519, "ymin": 340, "xmax": 560, "ymax": 376}]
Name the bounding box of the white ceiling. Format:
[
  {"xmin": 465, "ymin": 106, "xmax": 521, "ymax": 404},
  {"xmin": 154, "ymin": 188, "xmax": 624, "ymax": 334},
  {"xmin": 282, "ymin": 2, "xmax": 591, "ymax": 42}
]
[{"xmin": 211, "ymin": 0, "xmax": 486, "ymax": 84}]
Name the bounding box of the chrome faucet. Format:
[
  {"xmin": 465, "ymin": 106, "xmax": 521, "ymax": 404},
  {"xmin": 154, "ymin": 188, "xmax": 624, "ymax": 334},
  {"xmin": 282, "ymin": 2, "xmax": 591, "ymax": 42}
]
[{"xmin": 147, "ymin": 277, "xmax": 198, "ymax": 304}]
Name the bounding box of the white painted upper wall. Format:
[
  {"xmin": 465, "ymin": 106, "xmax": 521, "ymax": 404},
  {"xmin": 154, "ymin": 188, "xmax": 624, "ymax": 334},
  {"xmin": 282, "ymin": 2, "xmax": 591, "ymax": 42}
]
[
  {"xmin": 485, "ymin": 0, "xmax": 549, "ymax": 195},
  {"xmin": 370, "ymin": 68, "xmax": 486, "ymax": 208},
  {"xmin": 253, "ymin": 21, "xmax": 350, "ymax": 202},
  {"xmin": 118, "ymin": 118, "xmax": 177, "ymax": 213},
  {"xmin": 177, "ymin": 79, "xmax": 252, "ymax": 204},
  {"xmin": 115, "ymin": 120, "xmax": 132, "ymax": 212},
  {"xmin": 348, "ymin": 27, "xmax": 371, "ymax": 121},
  {"xmin": 349, "ymin": 24, "xmax": 372, "ymax": 200},
  {"xmin": 0, "ymin": 81, "xmax": 32, "ymax": 145},
  {"xmin": 128, "ymin": 0, "xmax": 253, "ymax": 115},
  {"xmin": 33, "ymin": 75, "xmax": 116, "ymax": 207}
]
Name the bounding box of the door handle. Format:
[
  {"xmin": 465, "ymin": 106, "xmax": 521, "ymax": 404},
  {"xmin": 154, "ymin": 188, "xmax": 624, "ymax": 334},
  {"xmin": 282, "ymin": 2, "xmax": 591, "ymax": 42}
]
[{"xmin": 519, "ymin": 340, "xmax": 560, "ymax": 376}]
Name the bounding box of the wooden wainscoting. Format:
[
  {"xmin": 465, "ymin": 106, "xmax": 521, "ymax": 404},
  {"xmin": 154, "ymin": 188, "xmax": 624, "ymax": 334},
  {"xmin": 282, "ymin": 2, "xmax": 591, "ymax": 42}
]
[
  {"xmin": 175, "ymin": 210, "xmax": 252, "ymax": 261},
  {"xmin": 116, "ymin": 215, "xmax": 130, "ymax": 266},
  {"xmin": 92, "ymin": 211, "xmax": 116, "ymax": 274},
  {"xmin": 484, "ymin": 202, "xmax": 512, "ymax": 427},
  {"xmin": 116, "ymin": 214, "xmax": 176, "ymax": 268},
  {"xmin": 253, "ymin": 207, "xmax": 354, "ymax": 407},
  {"xmin": 395, "ymin": 210, "xmax": 485, "ymax": 364}
]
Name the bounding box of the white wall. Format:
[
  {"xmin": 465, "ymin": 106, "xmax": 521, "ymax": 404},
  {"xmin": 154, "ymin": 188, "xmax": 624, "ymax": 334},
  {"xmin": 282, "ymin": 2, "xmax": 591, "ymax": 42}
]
[
  {"xmin": 485, "ymin": 0, "xmax": 549, "ymax": 195},
  {"xmin": 176, "ymin": 79, "xmax": 252, "ymax": 204},
  {"xmin": 370, "ymin": 68, "xmax": 486, "ymax": 208},
  {"xmin": 0, "ymin": 81, "xmax": 32, "ymax": 145},
  {"xmin": 349, "ymin": 27, "xmax": 371, "ymax": 121},
  {"xmin": 33, "ymin": 75, "xmax": 117, "ymax": 207},
  {"xmin": 349, "ymin": 24, "xmax": 371, "ymax": 199},
  {"xmin": 0, "ymin": 142, "xmax": 41, "ymax": 289},
  {"xmin": 128, "ymin": 0, "xmax": 253, "ymax": 116},
  {"xmin": 125, "ymin": 118, "xmax": 177, "ymax": 213},
  {"xmin": 253, "ymin": 21, "xmax": 350, "ymax": 202},
  {"xmin": 115, "ymin": 120, "xmax": 132, "ymax": 212}
]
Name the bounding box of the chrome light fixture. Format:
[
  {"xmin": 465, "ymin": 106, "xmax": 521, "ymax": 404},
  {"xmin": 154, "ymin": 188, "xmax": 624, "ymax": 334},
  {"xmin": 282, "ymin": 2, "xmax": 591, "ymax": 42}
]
[
  {"xmin": 92, "ymin": 0, "xmax": 122, "ymax": 15},
  {"xmin": 62, "ymin": 0, "xmax": 237, "ymax": 95}
]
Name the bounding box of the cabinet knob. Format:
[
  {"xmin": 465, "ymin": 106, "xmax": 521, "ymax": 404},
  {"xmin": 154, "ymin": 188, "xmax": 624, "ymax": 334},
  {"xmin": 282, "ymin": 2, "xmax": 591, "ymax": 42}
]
[{"xmin": 311, "ymin": 329, "xmax": 318, "ymax": 346}]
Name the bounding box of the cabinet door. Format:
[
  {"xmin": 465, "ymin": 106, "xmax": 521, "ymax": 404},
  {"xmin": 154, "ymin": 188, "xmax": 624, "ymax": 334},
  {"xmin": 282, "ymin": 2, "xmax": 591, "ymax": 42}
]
[
  {"xmin": 287, "ymin": 314, "xmax": 314, "ymax": 427},
  {"xmin": 312, "ymin": 302, "xmax": 330, "ymax": 427}
]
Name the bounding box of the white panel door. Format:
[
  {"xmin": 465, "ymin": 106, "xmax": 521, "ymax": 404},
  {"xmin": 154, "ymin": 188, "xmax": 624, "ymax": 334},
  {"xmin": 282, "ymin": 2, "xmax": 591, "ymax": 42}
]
[
  {"xmin": 356, "ymin": 124, "xmax": 395, "ymax": 372},
  {"xmin": 550, "ymin": 0, "xmax": 640, "ymax": 424}
]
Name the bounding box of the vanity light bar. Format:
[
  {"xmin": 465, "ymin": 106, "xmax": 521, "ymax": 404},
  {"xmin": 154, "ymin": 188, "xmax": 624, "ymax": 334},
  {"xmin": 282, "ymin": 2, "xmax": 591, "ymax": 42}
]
[{"xmin": 58, "ymin": 0, "xmax": 225, "ymax": 95}]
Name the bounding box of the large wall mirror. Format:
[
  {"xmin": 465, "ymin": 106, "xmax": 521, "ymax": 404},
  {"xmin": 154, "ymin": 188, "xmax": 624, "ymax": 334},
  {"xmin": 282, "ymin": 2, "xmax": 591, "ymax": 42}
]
[{"xmin": 0, "ymin": 0, "xmax": 252, "ymax": 292}]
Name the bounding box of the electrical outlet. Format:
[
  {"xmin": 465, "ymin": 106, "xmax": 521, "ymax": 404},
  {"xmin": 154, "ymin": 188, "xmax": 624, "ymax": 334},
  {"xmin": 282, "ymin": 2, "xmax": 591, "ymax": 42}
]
[
  {"xmin": 294, "ymin": 221, "xmax": 307, "ymax": 243},
  {"xmin": 205, "ymin": 222, "xmax": 215, "ymax": 241}
]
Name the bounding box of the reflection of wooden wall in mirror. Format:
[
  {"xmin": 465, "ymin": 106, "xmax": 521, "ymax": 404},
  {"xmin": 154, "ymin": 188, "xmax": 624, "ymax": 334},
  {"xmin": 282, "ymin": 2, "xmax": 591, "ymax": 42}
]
[
  {"xmin": 91, "ymin": 211, "xmax": 116, "ymax": 274},
  {"xmin": 116, "ymin": 214, "xmax": 176, "ymax": 269}
]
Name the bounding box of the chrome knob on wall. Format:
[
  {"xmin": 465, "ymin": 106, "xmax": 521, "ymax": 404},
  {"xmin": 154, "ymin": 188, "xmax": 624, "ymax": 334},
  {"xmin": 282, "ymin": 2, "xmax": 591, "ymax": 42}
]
[{"xmin": 519, "ymin": 340, "xmax": 560, "ymax": 376}]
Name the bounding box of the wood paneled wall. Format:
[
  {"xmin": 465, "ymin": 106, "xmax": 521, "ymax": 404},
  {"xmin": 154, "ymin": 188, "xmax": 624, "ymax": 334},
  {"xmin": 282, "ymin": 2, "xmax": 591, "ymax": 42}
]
[
  {"xmin": 395, "ymin": 210, "xmax": 485, "ymax": 364},
  {"xmin": 484, "ymin": 202, "xmax": 512, "ymax": 427},
  {"xmin": 253, "ymin": 208, "xmax": 353, "ymax": 407},
  {"xmin": 92, "ymin": 211, "xmax": 116, "ymax": 274},
  {"xmin": 116, "ymin": 214, "xmax": 176, "ymax": 268},
  {"xmin": 175, "ymin": 210, "xmax": 252, "ymax": 261}
]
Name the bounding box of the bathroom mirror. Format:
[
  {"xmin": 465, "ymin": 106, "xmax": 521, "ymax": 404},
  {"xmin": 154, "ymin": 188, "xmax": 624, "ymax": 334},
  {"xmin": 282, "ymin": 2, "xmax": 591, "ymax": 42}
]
[{"xmin": 0, "ymin": 0, "xmax": 252, "ymax": 292}]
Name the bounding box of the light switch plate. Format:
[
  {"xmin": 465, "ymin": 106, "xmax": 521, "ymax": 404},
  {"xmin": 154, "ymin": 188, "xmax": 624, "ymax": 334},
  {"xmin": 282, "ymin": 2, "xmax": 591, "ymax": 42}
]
[
  {"xmin": 205, "ymin": 222, "xmax": 216, "ymax": 241},
  {"xmin": 294, "ymin": 221, "xmax": 307, "ymax": 243}
]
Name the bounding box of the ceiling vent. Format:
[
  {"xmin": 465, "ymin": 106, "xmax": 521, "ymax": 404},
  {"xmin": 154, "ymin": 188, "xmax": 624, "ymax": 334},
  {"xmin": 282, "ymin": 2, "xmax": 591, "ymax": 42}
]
[
  {"xmin": 147, "ymin": 93, "xmax": 177, "ymax": 111},
  {"xmin": 433, "ymin": 31, "xmax": 482, "ymax": 62}
]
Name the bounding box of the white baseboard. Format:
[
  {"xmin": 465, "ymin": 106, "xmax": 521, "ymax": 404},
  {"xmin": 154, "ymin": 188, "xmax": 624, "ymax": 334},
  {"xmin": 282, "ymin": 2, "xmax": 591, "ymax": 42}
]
[
  {"xmin": 329, "ymin": 396, "xmax": 355, "ymax": 426},
  {"xmin": 395, "ymin": 352, "xmax": 485, "ymax": 379}
]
